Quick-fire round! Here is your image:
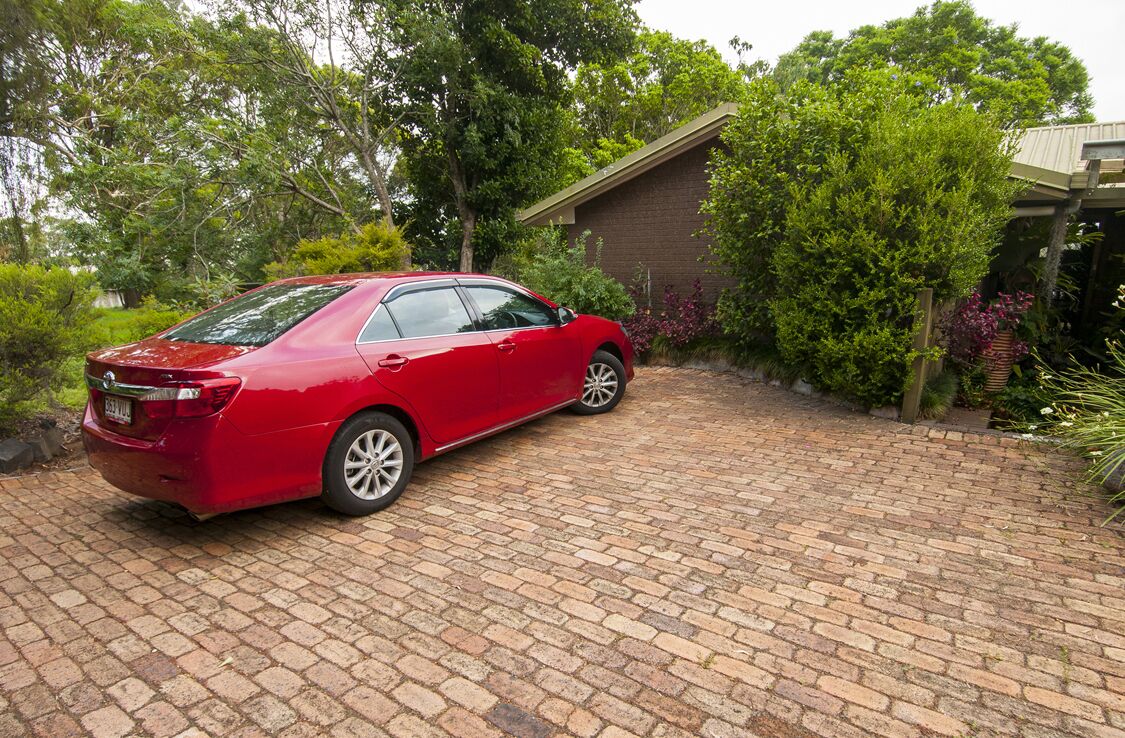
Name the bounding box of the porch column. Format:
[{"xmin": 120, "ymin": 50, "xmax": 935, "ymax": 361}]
[{"xmin": 1040, "ymin": 204, "xmax": 1069, "ymax": 304}]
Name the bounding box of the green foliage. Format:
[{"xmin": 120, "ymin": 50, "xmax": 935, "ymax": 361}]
[
  {"xmin": 7, "ymin": 0, "xmax": 376, "ymax": 299},
  {"xmin": 957, "ymin": 364, "xmax": 989, "ymax": 409},
  {"xmin": 265, "ymin": 223, "xmax": 411, "ymax": 279},
  {"xmin": 992, "ymin": 365, "xmax": 1057, "ymax": 425},
  {"xmin": 574, "ymin": 29, "xmax": 747, "ymax": 148},
  {"xmin": 1031, "ymin": 337, "xmax": 1125, "ymax": 518},
  {"xmin": 706, "ymin": 70, "xmax": 1019, "ymax": 407},
  {"xmin": 919, "ymin": 370, "xmax": 957, "ymax": 420},
  {"xmin": 774, "ymin": 1, "xmax": 1093, "ymax": 126},
  {"xmin": 93, "ymin": 300, "xmax": 193, "ymax": 346},
  {"xmin": 703, "ymin": 77, "xmax": 858, "ymax": 341},
  {"xmin": 388, "ymin": 0, "xmax": 638, "ymax": 270},
  {"xmin": 518, "ymin": 230, "xmax": 634, "ymax": 321},
  {"xmin": 0, "ymin": 264, "xmax": 98, "ymax": 432}
]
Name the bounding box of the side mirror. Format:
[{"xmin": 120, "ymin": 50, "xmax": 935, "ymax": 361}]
[{"xmin": 556, "ymin": 306, "xmax": 578, "ymax": 325}]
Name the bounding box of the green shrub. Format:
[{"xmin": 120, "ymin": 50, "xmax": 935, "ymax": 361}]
[
  {"xmin": 518, "ymin": 230, "xmax": 634, "ymax": 321},
  {"xmin": 706, "ymin": 69, "xmax": 1019, "ymax": 406},
  {"xmin": 265, "ymin": 223, "xmax": 409, "ymax": 279},
  {"xmin": 1029, "ymin": 289, "xmax": 1125, "ymax": 516},
  {"xmin": 0, "ymin": 264, "xmax": 99, "ymax": 432},
  {"xmin": 919, "ymin": 370, "xmax": 958, "ymax": 420},
  {"xmin": 992, "ymin": 366, "xmax": 1057, "ymax": 425}
]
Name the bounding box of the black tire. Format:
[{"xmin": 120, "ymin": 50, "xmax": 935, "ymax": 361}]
[
  {"xmin": 571, "ymin": 349, "xmax": 627, "ymax": 415},
  {"xmin": 322, "ymin": 412, "xmax": 414, "ymax": 515}
]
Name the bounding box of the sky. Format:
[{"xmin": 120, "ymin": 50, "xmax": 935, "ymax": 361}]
[{"xmin": 636, "ymin": 0, "xmax": 1125, "ymax": 122}]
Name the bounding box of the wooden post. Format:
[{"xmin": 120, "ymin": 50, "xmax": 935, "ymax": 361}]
[{"xmin": 901, "ymin": 287, "xmax": 934, "ymax": 424}]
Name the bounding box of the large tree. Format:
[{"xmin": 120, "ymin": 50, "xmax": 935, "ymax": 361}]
[
  {"xmin": 574, "ymin": 29, "xmax": 748, "ymax": 146},
  {"xmin": 382, "ymin": 0, "xmax": 638, "ymax": 272},
  {"xmin": 1, "ymin": 0, "xmax": 373, "ymax": 297},
  {"xmin": 773, "ymin": 1, "xmax": 1093, "ymax": 126},
  {"xmin": 223, "ymin": 1, "xmax": 402, "ymax": 238}
]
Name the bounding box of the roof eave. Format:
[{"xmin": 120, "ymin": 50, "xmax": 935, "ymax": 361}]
[{"xmin": 1009, "ymin": 161, "xmax": 1073, "ymax": 193}]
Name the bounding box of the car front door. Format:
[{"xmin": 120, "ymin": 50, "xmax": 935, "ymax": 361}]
[
  {"xmin": 355, "ymin": 281, "xmax": 499, "ymax": 445},
  {"xmin": 460, "ymin": 280, "xmax": 583, "ymax": 422}
]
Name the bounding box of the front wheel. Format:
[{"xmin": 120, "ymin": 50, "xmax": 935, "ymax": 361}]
[
  {"xmin": 571, "ymin": 350, "xmax": 627, "ymax": 415},
  {"xmin": 322, "ymin": 412, "xmax": 414, "ymax": 515}
]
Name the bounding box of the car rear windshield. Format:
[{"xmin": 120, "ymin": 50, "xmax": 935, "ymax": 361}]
[{"xmin": 163, "ymin": 283, "xmax": 353, "ymax": 346}]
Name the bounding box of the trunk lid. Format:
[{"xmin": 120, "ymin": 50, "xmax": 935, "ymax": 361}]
[{"xmin": 86, "ymin": 338, "xmax": 254, "ymax": 440}]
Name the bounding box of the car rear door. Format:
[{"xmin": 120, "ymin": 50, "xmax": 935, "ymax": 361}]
[
  {"xmin": 459, "ymin": 280, "xmax": 583, "ymax": 422},
  {"xmin": 355, "ymin": 281, "xmax": 500, "ymax": 445}
]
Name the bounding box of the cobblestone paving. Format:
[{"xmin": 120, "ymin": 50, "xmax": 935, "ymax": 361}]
[{"xmin": 1, "ymin": 367, "xmax": 1123, "ymax": 738}]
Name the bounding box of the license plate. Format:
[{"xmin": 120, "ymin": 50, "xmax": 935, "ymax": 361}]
[{"xmin": 104, "ymin": 395, "xmax": 133, "ymax": 425}]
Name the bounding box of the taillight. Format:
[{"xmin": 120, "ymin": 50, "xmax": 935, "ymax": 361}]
[{"xmin": 140, "ymin": 377, "xmax": 242, "ymax": 418}]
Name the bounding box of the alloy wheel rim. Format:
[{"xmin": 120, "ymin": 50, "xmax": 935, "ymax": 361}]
[
  {"xmin": 582, "ymin": 362, "xmax": 619, "ymax": 407},
  {"xmin": 344, "ymin": 429, "xmax": 404, "ymax": 500}
]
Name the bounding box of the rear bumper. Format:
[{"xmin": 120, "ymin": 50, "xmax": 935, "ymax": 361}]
[{"xmin": 82, "ymin": 404, "xmax": 334, "ymax": 514}]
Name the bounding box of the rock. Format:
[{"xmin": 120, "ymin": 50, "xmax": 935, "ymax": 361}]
[
  {"xmin": 791, "ymin": 379, "xmax": 815, "ymax": 396},
  {"xmin": 42, "ymin": 427, "xmax": 65, "ymax": 455},
  {"xmin": 38, "ymin": 417, "xmax": 57, "ymax": 429},
  {"xmin": 28, "ymin": 437, "xmax": 52, "ymax": 463},
  {"xmin": 25, "ymin": 426, "xmax": 66, "ymax": 463},
  {"xmin": 1104, "ymin": 449, "xmax": 1125, "ymax": 495},
  {"xmin": 684, "ymin": 359, "xmax": 732, "ymax": 373},
  {"xmin": 737, "ymin": 368, "xmax": 765, "ymax": 381},
  {"xmin": 0, "ymin": 439, "xmax": 34, "ymax": 473},
  {"xmin": 869, "ymin": 406, "xmax": 900, "ymax": 421}
]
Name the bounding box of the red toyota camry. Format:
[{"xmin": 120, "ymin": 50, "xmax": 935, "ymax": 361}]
[{"xmin": 82, "ymin": 273, "xmax": 634, "ymax": 517}]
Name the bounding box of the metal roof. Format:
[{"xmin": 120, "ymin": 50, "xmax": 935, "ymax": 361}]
[
  {"xmin": 1014, "ymin": 121, "xmax": 1125, "ymax": 175},
  {"xmin": 519, "ymin": 106, "xmax": 1125, "ymax": 225},
  {"xmin": 518, "ymin": 104, "xmax": 738, "ymax": 226}
]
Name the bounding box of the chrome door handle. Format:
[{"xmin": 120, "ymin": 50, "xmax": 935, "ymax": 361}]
[
  {"xmin": 496, "ymin": 341, "xmax": 516, "ymax": 352},
  {"xmin": 378, "ymin": 355, "xmax": 409, "ymax": 368}
]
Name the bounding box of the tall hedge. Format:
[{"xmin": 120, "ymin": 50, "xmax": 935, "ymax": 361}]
[{"xmin": 704, "ymin": 71, "xmax": 1019, "ymax": 406}]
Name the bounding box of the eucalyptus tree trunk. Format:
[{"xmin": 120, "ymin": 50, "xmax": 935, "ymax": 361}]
[{"xmin": 448, "ymin": 146, "xmax": 476, "ymax": 273}]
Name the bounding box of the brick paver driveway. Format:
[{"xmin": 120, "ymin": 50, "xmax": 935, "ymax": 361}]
[{"xmin": 2, "ymin": 367, "xmax": 1123, "ymax": 738}]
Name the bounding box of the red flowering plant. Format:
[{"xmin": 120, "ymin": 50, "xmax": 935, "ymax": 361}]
[
  {"xmin": 624, "ymin": 280, "xmax": 717, "ymax": 355},
  {"xmin": 942, "ymin": 290, "xmax": 1034, "ymax": 366}
]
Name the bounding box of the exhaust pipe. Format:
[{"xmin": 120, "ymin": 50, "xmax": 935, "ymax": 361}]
[{"xmin": 186, "ymin": 510, "xmax": 218, "ymax": 523}]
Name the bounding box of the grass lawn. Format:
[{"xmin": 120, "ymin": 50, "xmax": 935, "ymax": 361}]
[{"xmin": 56, "ymin": 308, "xmax": 149, "ymax": 411}]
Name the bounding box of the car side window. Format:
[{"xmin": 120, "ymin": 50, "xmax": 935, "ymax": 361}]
[
  {"xmin": 384, "ymin": 287, "xmax": 475, "ymax": 339},
  {"xmin": 358, "ymin": 307, "xmax": 400, "ymax": 343},
  {"xmin": 464, "ymin": 285, "xmax": 556, "ymax": 331}
]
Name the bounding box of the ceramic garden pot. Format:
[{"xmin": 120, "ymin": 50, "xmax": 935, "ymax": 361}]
[{"xmin": 984, "ymin": 330, "xmax": 1015, "ymax": 392}]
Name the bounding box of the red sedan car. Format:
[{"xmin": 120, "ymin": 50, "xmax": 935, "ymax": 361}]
[{"xmin": 82, "ymin": 273, "xmax": 633, "ymax": 517}]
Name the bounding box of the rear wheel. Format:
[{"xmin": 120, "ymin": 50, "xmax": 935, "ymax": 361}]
[
  {"xmin": 322, "ymin": 412, "xmax": 414, "ymax": 515},
  {"xmin": 571, "ymin": 350, "xmax": 626, "ymax": 415}
]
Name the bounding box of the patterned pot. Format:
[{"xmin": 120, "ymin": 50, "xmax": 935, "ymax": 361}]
[{"xmin": 984, "ymin": 330, "xmax": 1015, "ymax": 393}]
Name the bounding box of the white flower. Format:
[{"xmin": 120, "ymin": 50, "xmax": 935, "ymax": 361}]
[
  {"xmin": 1059, "ymin": 421, "xmax": 1073, "ymax": 427},
  {"xmin": 1020, "ymin": 433, "xmax": 1034, "ymax": 439},
  {"xmin": 1040, "ymin": 407, "xmax": 1055, "ymax": 415},
  {"xmin": 1028, "ymin": 425, "xmax": 1038, "ymax": 430},
  {"xmin": 1091, "ymin": 451, "xmax": 1104, "ymax": 456},
  {"xmin": 1104, "ymin": 412, "xmax": 1111, "ymax": 417}
]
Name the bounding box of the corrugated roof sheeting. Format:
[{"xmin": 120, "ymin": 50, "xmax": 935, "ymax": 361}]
[{"xmin": 1015, "ymin": 121, "xmax": 1125, "ymax": 174}]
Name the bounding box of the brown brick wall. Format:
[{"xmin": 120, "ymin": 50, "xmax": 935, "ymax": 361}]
[{"xmin": 566, "ymin": 137, "xmax": 734, "ymax": 304}]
